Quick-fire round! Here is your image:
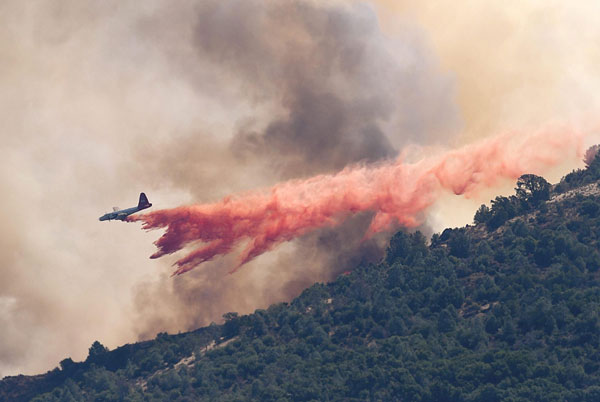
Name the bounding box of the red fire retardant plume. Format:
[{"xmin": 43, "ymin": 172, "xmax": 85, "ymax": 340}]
[{"xmin": 129, "ymin": 129, "xmax": 583, "ymax": 276}]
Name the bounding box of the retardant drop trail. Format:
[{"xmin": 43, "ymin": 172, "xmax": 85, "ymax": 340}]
[{"xmin": 129, "ymin": 128, "xmax": 583, "ymax": 276}]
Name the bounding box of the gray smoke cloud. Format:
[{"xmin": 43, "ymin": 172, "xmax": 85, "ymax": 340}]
[
  {"xmin": 198, "ymin": 0, "xmax": 456, "ymax": 178},
  {"xmin": 130, "ymin": 0, "xmax": 456, "ymax": 338},
  {"xmin": 0, "ymin": 0, "xmax": 457, "ymax": 377}
]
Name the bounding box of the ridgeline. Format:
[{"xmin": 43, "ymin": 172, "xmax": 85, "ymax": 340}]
[{"xmin": 3, "ymin": 157, "xmax": 600, "ymax": 401}]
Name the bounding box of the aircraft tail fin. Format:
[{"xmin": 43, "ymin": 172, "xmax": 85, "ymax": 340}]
[{"xmin": 138, "ymin": 192, "xmax": 151, "ymax": 208}]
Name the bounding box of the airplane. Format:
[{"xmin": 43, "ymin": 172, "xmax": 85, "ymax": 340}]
[{"xmin": 99, "ymin": 193, "xmax": 152, "ymax": 221}]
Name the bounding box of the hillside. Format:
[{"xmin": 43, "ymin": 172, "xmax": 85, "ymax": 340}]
[{"xmin": 3, "ymin": 159, "xmax": 600, "ymax": 401}]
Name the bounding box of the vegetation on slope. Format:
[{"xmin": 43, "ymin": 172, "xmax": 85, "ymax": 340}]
[{"xmin": 3, "ymin": 157, "xmax": 600, "ymax": 401}]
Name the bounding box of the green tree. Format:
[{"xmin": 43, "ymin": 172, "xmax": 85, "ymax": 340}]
[
  {"xmin": 488, "ymin": 196, "xmax": 517, "ymax": 230},
  {"xmin": 437, "ymin": 309, "xmax": 456, "ymax": 333},
  {"xmin": 87, "ymin": 341, "xmax": 108, "ymax": 363},
  {"xmin": 448, "ymin": 229, "xmax": 470, "ymax": 258},
  {"xmin": 222, "ymin": 312, "xmax": 240, "ymax": 338},
  {"xmin": 474, "ymin": 204, "xmax": 492, "ymax": 225},
  {"xmin": 515, "ymin": 174, "xmax": 551, "ymax": 208},
  {"xmin": 59, "ymin": 358, "xmax": 76, "ymax": 373},
  {"xmin": 385, "ymin": 231, "xmax": 409, "ymax": 264}
]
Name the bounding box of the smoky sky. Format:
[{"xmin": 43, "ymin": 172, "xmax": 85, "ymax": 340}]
[
  {"xmin": 129, "ymin": 0, "xmax": 457, "ymax": 339},
  {"xmin": 0, "ymin": 0, "xmax": 460, "ymax": 377},
  {"xmin": 135, "ymin": 0, "xmax": 457, "ymax": 194},
  {"xmin": 201, "ymin": 0, "xmax": 456, "ymax": 177},
  {"xmin": 1, "ymin": 0, "xmax": 594, "ymax": 379}
]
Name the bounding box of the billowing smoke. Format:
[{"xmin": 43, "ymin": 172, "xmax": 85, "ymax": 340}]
[
  {"xmin": 131, "ymin": 128, "xmax": 582, "ymax": 275},
  {"xmin": 374, "ymin": 0, "xmax": 600, "ymax": 139},
  {"xmin": 0, "ymin": 0, "xmax": 461, "ymax": 376},
  {"xmin": 1, "ymin": 0, "xmax": 597, "ymax": 378},
  {"xmin": 130, "ymin": 0, "xmax": 458, "ymax": 336},
  {"xmin": 137, "ymin": 0, "xmax": 458, "ymax": 189},
  {"xmin": 197, "ymin": 0, "xmax": 456, "ymax": 178}
]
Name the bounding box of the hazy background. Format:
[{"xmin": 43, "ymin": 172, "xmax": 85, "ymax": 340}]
[{"xmin": 0, "ymin": 0, "xmax": 597, "ymax": 377}]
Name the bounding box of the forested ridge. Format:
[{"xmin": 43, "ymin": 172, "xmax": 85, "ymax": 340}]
[{"xmin": 3, "ymin": 158, "xmax": 600, "ymax": 401}]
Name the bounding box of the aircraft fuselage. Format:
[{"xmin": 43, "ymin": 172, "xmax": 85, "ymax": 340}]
[{"xmin": 99, "ymin": 193, "xmax": 152, "ymax": 221}]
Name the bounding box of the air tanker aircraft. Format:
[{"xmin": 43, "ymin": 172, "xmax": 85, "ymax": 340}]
[{"xmin": 99, "ymin": 193, "xmax": 152, "ymax": 221}]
